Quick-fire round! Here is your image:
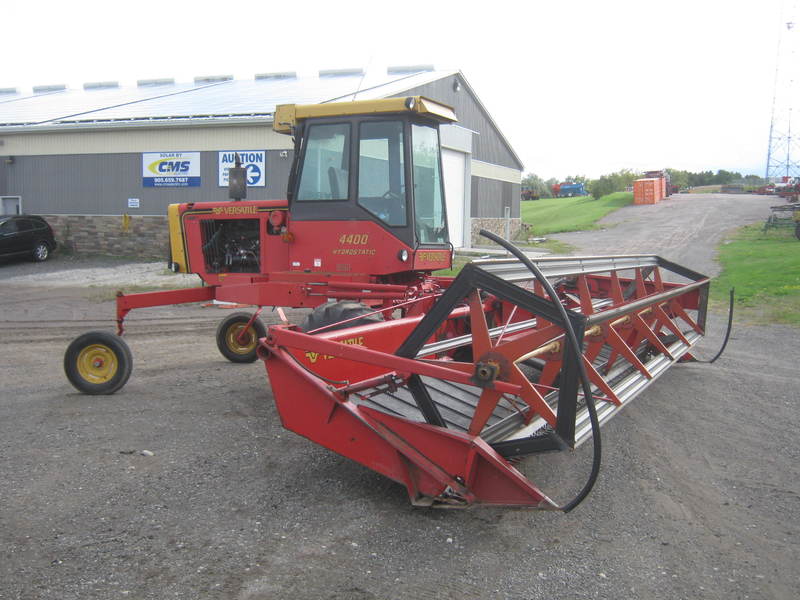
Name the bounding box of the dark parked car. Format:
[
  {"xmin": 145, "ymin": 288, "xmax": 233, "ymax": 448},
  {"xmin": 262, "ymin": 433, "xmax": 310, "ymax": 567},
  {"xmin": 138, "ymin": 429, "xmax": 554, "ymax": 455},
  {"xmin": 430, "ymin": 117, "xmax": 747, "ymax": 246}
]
[{"xmin": 0, "ymin": 215, "xmax": 57, "ymax": 262}]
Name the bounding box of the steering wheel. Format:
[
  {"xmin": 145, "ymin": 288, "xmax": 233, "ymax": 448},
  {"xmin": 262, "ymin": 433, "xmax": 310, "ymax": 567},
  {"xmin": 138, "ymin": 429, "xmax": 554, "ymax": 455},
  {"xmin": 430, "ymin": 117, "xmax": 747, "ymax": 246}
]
[
  {"xmin": 374, "ymin": 190, "xmax": 404, "ymax": 225},
  {"xmin": 381, "ymin": 190, "xmax": 403, "ymax": 201}
]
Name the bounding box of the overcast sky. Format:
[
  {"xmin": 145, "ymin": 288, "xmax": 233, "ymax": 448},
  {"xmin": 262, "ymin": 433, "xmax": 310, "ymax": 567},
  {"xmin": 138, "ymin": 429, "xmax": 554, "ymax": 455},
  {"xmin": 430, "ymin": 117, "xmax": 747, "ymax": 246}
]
[{"xmin": 4, "ymin": 0, "xmax": 796, "ymax": 179}]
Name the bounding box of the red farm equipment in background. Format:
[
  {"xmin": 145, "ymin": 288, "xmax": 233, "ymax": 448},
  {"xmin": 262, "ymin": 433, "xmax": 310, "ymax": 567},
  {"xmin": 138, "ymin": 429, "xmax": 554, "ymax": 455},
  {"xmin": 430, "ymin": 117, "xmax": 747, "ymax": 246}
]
[
  {"xmin": 551, "ymin": 181, "xmax": 587, "ymax": 197},
  {"xmin": 774, "ymin": 177, "xmax": 800, "ymax": 202},
  {"xmin": 64, "ymin": 97, "xmax": 719, "ymax": 509}
]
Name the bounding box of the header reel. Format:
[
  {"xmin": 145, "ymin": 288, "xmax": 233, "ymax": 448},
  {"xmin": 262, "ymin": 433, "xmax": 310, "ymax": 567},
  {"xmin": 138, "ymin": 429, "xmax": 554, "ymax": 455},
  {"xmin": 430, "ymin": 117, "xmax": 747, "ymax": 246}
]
[{"xmin": 261, "ymin": 234, "xmax": 710, "ymax": 508}]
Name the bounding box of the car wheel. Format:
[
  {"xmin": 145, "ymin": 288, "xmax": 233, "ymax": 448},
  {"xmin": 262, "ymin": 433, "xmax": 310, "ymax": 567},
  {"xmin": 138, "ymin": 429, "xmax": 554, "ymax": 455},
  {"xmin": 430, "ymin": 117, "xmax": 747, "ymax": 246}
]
[{"xmin": 32, "ymin": 242, "xmax": 50, "ymax": 262}]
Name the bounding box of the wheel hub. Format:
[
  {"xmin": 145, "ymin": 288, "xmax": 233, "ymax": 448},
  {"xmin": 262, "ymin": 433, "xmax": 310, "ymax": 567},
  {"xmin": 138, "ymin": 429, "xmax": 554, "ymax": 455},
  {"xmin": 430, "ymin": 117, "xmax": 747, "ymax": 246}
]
[
  {"xmin": 76, "ymin": 344, "xmax": 118, "ymax": 384},
  {"xmin": 227, "ymin": 324, "xmax": 256, "ymax": 354}
]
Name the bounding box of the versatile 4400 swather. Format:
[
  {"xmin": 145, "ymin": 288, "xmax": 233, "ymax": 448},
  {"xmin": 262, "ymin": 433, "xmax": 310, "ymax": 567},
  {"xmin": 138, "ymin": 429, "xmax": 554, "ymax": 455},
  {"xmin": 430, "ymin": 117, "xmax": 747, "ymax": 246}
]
[{"xmin": 64, "ymin": 97, "xmax": 721, "ymax": 509}]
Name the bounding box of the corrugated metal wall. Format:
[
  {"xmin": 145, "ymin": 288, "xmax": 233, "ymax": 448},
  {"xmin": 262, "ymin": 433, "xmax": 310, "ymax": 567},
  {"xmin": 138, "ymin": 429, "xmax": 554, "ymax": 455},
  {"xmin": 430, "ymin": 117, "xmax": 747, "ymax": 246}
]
[
  {"xmin": 1, "ymin": 74, "xmax": 523, "ymax": 221},
  {"xmin": 3, "ymin": 150, "xmax": 293, "ymax": 215},
  {"xmin": 471, "ymin": 177, "xmax": 519, "ymax": 218},
  {"xmin": 391, "ymin": 74, "xmax": 522, "ymax": 170},
  {"xmin": 394, "ymin": 74, "xmax": 521, "ymax": 219}
]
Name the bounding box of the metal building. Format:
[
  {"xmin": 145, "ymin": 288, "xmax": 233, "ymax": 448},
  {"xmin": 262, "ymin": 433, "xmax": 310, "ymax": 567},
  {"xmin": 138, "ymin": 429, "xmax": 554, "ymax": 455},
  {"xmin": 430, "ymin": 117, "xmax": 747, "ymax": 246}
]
[{"xmin": 0, "ymin": 68, "xmax": 523, "ymax": 254}]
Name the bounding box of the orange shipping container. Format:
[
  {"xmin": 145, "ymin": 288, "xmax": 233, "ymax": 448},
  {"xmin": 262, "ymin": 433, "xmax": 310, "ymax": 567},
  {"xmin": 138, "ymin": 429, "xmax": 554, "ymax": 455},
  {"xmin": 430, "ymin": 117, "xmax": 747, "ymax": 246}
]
[{"xmin": 634, "ymin": 178, "xmax": 660, "ymax": 204}]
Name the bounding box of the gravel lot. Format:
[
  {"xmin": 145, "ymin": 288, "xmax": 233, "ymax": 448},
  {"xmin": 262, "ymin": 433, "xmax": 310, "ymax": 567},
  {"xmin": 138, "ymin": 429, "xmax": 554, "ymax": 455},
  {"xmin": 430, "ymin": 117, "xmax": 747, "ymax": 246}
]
[{"xmin": 1, "ymin": 193, "xmax": 797, "ymax": 600}]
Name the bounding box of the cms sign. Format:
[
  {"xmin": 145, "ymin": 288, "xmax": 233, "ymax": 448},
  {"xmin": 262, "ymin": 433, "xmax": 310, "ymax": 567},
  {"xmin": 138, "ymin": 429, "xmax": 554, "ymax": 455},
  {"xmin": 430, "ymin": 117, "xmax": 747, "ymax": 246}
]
[
  {"xmin": 142, "ymin": 152, "xmax": 201, "ymax": 187},
  {"xmin": 148, "ymin": 159, "xmax": 191, "ymax": 174}
]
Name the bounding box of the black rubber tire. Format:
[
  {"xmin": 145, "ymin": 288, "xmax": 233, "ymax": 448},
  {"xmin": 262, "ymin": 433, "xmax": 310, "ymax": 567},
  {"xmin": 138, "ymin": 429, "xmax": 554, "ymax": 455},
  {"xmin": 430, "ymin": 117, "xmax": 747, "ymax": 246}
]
[
  {"xmin": 32, "ymin": 242, "xmax": 50, "ymax": 262},
  {"xmin": 216, "ymin": 312, "xmax": 267, "ymax": 363},
  {"xmin": 301, "ymin": 300, "xmax": 383, "ymax": 333},
  {"xmin": 64, "ymin": 331, "xmax": 133, "ymax": 395}
]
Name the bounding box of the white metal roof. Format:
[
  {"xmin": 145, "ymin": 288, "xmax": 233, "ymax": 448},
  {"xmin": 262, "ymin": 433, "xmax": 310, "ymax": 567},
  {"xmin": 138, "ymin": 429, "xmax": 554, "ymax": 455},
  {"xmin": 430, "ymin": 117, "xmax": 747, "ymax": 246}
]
[{"xmin": 0, "ymin": 70, "xmax": 455, "ymax": 131}]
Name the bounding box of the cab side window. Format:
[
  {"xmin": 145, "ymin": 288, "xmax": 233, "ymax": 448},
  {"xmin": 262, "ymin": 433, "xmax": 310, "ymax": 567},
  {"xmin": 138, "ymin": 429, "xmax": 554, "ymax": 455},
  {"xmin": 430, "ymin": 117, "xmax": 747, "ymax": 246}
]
[
  {"xmin": 357, "ymin": 121, "xmax": 406, "ymax": 227},
  {"xmin": 297, "ymin": 123, "xmax": 351, "ymax": 201}
]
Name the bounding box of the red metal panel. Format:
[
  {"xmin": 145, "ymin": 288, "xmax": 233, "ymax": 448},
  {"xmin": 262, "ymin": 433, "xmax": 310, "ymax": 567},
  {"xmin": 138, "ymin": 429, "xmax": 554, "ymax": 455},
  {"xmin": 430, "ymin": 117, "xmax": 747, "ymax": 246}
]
[
  {"xmin": 264, "ymin": 349, "xmax": 445, "ymax": 500},
  {"xmin": 267, "ymin": 326, "xmax": 523, "ymax": 395},
  {"xmin": 265, "ymin": 344, "xmax": 555, "ymax": 507},
  {"xmin": 288, "ymin": 221, "xmax": 415, "ymax": 276}
]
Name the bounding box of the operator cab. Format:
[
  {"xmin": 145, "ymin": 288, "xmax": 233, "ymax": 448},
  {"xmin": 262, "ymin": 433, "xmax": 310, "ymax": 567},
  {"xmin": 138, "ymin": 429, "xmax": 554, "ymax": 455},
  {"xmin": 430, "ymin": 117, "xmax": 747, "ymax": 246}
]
[{"xmin": 276, "ymin": 97, "xmax": 456, "ymax": 250}]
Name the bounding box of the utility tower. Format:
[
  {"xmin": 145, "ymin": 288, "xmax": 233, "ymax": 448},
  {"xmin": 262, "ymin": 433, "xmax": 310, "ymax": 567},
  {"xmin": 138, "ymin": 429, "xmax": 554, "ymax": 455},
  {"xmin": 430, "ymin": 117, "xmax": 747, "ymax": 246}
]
[{"xmin": 766, "ymin": 6, "xmax": 800, "ymax": 181}]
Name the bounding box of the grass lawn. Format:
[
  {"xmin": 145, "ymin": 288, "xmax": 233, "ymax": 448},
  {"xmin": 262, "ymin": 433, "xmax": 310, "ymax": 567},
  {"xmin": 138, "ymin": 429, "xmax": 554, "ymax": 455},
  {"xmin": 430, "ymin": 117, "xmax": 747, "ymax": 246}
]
[
  {"xmin": 515, "ymin": 237, "xmax": 575, "ymax": 255},
  {"xmin": 687, "ymin": 185, "xmax": 722, "ymax": 194},
  {"xmin": 433, "ymin": 254, "xmax": 473, "ymax": 277},
  {"xmin": 520, "ymin": 192, "xmax": 634, "ymax": 235},
  {"xmin": 712, "ymin": 225, "xmax": 800, "ymax": 325},
  {"xmin": 435, "ymin": 221, "xmax": 800, "ymax": 326}
]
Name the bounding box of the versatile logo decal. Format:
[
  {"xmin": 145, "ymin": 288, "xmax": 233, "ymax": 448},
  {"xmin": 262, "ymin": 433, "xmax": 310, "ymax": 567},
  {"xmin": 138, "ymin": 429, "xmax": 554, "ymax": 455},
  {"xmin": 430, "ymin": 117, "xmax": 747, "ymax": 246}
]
[
  {"xmin": 212, "ymin": 206, "xmax": 258, "ymax": 215},
  {"xmin": 417, "ymin": 251, "xmax": 449, "ymax": 263},
  {"xmin": 304, "ymin": 336, "xmax": 365, "ymax": 363}
]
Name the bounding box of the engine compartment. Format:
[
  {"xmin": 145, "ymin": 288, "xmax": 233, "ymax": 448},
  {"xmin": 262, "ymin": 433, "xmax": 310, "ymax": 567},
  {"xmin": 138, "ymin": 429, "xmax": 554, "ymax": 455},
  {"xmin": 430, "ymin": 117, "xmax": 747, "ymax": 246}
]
[{"xmin": 200, "ymin": 218, "xmax": 260, "ymax": 273}]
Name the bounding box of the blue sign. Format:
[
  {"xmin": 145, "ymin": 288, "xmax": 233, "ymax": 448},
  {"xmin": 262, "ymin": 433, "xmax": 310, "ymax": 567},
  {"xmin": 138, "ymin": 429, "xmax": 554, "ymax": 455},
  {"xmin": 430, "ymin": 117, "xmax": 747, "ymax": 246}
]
[
  {"xmin": 142, "ymin": 152, "xmax": 201, "ymax": 187},
  {"xmin": 218, "ymin": 150, "xmax": 266, "ymax": 187},
  {"xmin": 247, "ymin": 164, "xmax": 262, "ymax": 185}
]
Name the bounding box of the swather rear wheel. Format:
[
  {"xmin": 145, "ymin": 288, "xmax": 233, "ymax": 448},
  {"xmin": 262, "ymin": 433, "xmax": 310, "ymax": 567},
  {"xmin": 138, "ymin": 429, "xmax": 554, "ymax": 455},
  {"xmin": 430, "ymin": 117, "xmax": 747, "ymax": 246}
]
[
  {"xmin": 300, "ymin": 300, "xmax": 383, "ymax": 333},
  {"xmin": 216, "ymin": 312, "xmax": 267, "ymax": 363},
  {"xmin": 64, "ymin": 331, "xmax": 133, "ymax": 395}
]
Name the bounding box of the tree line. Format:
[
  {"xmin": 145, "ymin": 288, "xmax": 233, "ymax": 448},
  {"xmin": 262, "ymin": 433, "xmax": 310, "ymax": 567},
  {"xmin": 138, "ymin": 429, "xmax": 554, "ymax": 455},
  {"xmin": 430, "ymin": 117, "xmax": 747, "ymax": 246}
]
[{"xmin": 522, "ymin": 169, "xmax": 765, "ymax": 200}]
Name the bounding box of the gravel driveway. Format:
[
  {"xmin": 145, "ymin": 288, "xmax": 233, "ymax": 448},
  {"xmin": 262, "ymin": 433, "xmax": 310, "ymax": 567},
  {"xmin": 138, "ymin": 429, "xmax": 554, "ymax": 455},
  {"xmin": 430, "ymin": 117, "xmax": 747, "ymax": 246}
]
[{"xmin": 0, "ymin": 194, "xmax": 796, "ymax": 600}]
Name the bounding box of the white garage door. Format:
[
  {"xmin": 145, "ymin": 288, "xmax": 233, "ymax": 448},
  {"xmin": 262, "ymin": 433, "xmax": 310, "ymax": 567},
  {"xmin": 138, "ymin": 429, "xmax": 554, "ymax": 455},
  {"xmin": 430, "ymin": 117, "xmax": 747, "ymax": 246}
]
[{"xmin": 441, "ymin": 149, "xmax": 467, "ymax": 248}]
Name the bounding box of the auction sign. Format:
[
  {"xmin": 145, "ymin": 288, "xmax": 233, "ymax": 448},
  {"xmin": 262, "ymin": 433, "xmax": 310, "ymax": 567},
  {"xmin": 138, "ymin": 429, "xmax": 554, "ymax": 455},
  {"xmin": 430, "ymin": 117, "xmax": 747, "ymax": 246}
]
[
  {"xmin": 142, "ymin": 152, "xmax": 201, "ymax": 187},
  {"xmin": 218, "ymin": 150, "xmax": 266, "ymax": 187}
]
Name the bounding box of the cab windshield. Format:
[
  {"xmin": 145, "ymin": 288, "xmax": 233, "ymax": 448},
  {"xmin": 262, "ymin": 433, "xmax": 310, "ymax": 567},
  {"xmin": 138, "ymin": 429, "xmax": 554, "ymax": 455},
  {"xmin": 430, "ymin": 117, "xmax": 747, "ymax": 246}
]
[{"xmin": 411, "ymin": 124, "xmax": 448, "ymax": 245}]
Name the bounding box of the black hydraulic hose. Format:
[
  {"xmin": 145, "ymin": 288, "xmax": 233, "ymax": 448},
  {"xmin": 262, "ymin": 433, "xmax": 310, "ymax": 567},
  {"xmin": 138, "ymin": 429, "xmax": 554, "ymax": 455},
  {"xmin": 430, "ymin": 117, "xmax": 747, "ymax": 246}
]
[
  {"xmin": 479, "ymin": 230, "xmax": 601, "ymax": 512},
  {"xmin": 704, "ymin": 288, "xmax": 735, "ymax": 364}
]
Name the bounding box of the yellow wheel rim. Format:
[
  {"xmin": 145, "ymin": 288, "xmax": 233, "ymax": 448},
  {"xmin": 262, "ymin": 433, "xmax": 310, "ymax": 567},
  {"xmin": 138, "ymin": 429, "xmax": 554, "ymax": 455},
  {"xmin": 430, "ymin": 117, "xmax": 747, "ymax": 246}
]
[
  {"xmin": 76, "ymin": 344, "xmax": 119, "ymax": 384},
  {"xmin": 225, "ymin": 323, "xmax": 257, "ymax": 355}
]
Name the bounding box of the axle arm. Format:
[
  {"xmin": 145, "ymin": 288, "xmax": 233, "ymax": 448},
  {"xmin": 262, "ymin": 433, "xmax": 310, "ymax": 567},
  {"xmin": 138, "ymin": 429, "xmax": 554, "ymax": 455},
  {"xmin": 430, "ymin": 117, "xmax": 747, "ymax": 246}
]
[{"xmin": 116, "ymin": 286, "xmax": 216, "ymax": 335}]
